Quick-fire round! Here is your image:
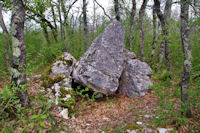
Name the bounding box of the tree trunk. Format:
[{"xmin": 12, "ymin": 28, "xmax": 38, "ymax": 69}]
[
  {"xmin": 127, "ymin": 0, "xmax": 136, "ymax": 49},
  {"xmin": 154, "ymin": 0, "xmax": 171, "ymax": 71},
  {"xmin": 50, "ymin": 0, "xmax": 58, "ymax": 36},
  {"xmin": 57, "ymin": 0, "xmax": 65, "ymax": 40},
  {"xmin": 0, "ymin": 4, "xmax": 10, "ymax": 71},
  {"xmin": 164, "ymin": 0, "xmax": 171, "ymax": 71},
  {"xmin": 61, "ymin": 0, "xmax": 67, "ymax": 40},
  {"xmin": 180, "ymin": 0, "xmax": 192, "ymax": 118},
  {"xmin": 92, "ymin": 0, "xmax": 96, "ymax": 38},
  {"xmin": 83, "ymin": 0, "xmax": 88, "ymax": 50},
  {"xmin": 139, "ymin": 0, "xmax": 147, "ymax": 61},
  {"xmin": 11, "ymin": 0, "xmax": 28, "ymax": 107},
  {"xmin": 114, "ymin": 0, "xmax": 120, "ymax": 21},
  {"xmin": 151, "ymin": 5, "xmax": 158, "ymax": 67}
]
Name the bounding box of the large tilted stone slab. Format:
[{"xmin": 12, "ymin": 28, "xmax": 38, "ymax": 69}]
[
  {"xmin": 73, "ymin": 20, "xmax": 125, "ymax": 95},
  {"xmin": 118, "ymin": 50, "xmax": 152, "ymax": 97}
]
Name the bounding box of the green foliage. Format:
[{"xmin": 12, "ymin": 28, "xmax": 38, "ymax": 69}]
[
  {"xmin": 73, "ymin": 86, "xmax": 97, "ymax": 102},
  {"xmin": 0, "ymin": 86, "xmax": 67, "ymax": 132}
]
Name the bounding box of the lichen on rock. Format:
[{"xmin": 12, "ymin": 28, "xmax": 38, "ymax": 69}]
[{"xmin": 41, "ymin": 52, "xmax": 76, "ymax": 114}]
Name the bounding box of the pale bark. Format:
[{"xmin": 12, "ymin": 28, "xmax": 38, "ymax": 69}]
[
  {"xmin": 127, "ymin": 0, "xmax": 136, "ymax": 49},
  {"xmin": 139, "ymin": 0, "xmax": 148, "ymax": 61},
  {"xmin": 114, "ymin": 0, "xmax": 120, "ymax": 21},
  {"xmin": 151, "ymin": 5, "xmax": 158, "ymax": 67},
  {"xmin": 83, "ymin": 0, "xmax": 88, "ymax": 50},
  {"xmin": 0, "ymin": 4, "xmax": 10, "ymax": 71},
  {"xmin": 180, "ymin": 0, "xmax": 192, "ymax": 117},
  {"xmin": 11, "ymin": 0, "xmax": 28, "ymax": 107}
]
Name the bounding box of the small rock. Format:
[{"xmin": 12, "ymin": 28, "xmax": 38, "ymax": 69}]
[
  {"xmin": 127, "ymin": 129, "xmax": 137, "ymax": 133},
  {"xmin": 157, "ymin": 128, "xmax": 173, "ymax": 133},
  {"xmin": 136, "ymin": 121, "xmax": 143, "ymax": 125},
  {"xmin": 143, "ymin": 128, "xmax": 153, "ymax": 133},
  {"xmin": 144, "ymin": 114, "xmax": 151, "ymax": 118},
  {"xmin": 32, "ymin": 74, "xmax": 41, "ymax": 79},
  {"xmin": 60, "ymin": 109, "xmax": 69, "ymax": 120}
]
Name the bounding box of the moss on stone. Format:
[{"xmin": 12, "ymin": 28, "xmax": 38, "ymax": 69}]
[
  {"xmin": 41, "ymin": 75, "xmax": 69, "ymax": 89},
  {"xmin": 124, "ymin": 123, "xmax": 141, "ymax": 130},
  {"xmin": 56, "ymin": 56, "xmax": 73, "ymax": 66}
]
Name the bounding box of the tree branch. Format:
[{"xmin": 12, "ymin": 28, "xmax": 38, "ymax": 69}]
[{"xmin": 94, "ymin": 0, "xmax": 112, "ymax": 21}]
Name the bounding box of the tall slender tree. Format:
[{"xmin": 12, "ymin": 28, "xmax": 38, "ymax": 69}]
[
  {"xmin": 139, "ymin": 0, "xmax": 148, "ymax": 61},
  {"xmin": 154, "ymin": 0, "xmax": 171, "ymax": 71},
  {"xmin": 50, "ymin": 0, "xmax": 58, "ymax": 37},
  {"xmin": 180, "ymin": 0, "xmax": 192, "ymax": 117},
  {"xmin": 127, "ymin": 0, "xmax": 136, "ymax": 49},
  {"xmin": 57, "ymin": 0, "xmax": 65, "ymax": 40},
  {"xmin": 151, "ymin": 5, "xmax": 158, "ymax": 67},
  {"xmin": 11, "ymin": 0, "xmax": 28, "ymax": 107},
  {"xmin": 83, "ymin": 0, "xmax": 88, "ymax": 50},
  {"xmin": 0, "ymin": 4, "xmax": 10, "ymax": 71}
]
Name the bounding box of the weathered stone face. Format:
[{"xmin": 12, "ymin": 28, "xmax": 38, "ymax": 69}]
[
  {"xmin": 73, "ymin": 20, "xmax": 125, "ymax": 95},
  {"xmin": 118, "ymin": 50, "xmax": 152, "ymax": 97},
  {"xmin": 50, "ymin": 52, "xmax": 77, "ymax": 77},
  {"xmin": 41, "ymin": 52, "xmax": 76, "ymax": 109}
]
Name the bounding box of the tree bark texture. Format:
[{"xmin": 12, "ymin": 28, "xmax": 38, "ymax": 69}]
[
  {"xmin": 139, "ymin": 0, "xmax": 148, "ymax": 61},
  {"xmin": 61, "ymin": 0, "xmax": 67, "ymax": 40},
  {"xmin": 50, "ymin": 0, "xmax": 58, "ymax": 36},
  {"xmin": 83, "ymin": 0, "xmax": 88, "ymax": 50},
  {"xmin": 151, "ymin": 5, "xmax": 158, "ymax": 67},
  {"xmin": 180, "ymin": 0, "xmax": 192, "ymax": 117},
  {"xmin": 11, "ymin": 0, "xmax": 28, "ymax": 107},
  {"xmin": 154, "ymin": 0, "xmax": 171, "ymax": 71},
  {"xmin": 57, "ymin": 0, "xmax": 65, "ymax": 40},
  {"xmin": 127, "ymin": 0, "xmax": 136, "ymax": 49},
  {"xmin": 0, "ymin": 4, "xmax": 10, "ymax": 71},
  {"xmin": 114, "ymin": 0, "xmax": 120, "ymax": 21}
]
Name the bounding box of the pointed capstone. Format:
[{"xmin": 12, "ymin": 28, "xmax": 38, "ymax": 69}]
[{"xmin": 73, "ymin": 20, "xmax": 125, "ymax": 95}]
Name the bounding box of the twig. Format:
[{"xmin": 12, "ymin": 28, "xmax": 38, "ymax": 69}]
[{"xmin": 94, "ymin": 0, "xmax": 112, "ymax": 21}]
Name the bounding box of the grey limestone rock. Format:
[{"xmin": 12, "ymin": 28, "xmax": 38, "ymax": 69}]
[
  {"xmin": 73, "ymin": 20, "xmax": 125, "ymax": 95},
  {"xmin": 118, "ymin": 50, "xmax": 152, "ymax": 97},
  {"xmin": 50, "ymin": 52, "xmax": 76, "ymax": 77}
]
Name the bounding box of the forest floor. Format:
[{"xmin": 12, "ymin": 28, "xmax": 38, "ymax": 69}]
[{"xmin": 0, "ymin": 78, "xmax": 199, "ymax": 133}]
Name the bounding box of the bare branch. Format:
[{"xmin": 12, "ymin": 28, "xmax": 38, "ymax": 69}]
[{"xmin": 94, "ymin": 0, "xmax": 112, "ymax": 21}]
